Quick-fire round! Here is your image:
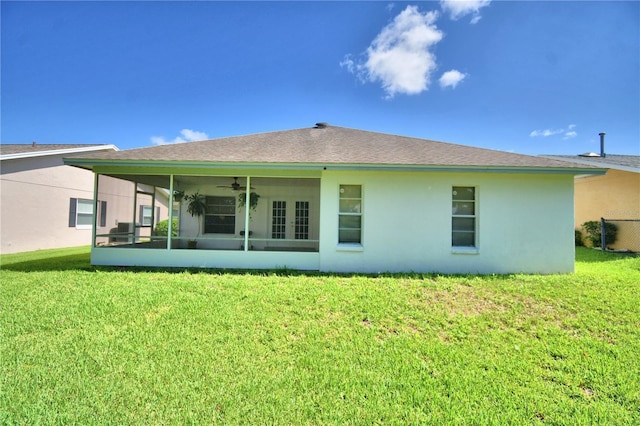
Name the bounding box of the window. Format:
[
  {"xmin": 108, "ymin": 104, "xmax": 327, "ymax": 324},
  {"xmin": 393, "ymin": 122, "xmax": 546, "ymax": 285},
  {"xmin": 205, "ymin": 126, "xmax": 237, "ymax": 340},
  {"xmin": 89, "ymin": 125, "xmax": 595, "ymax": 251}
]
[
  {"xmin": 339, "ymin": 185, "xmax": 362, "ymax": 244},
  {"xmin": 452, "ymin": 187, "xmax": 476, "ymax": 247},
  {"xmin": 69, "ymin": 198, "xmax": 107, "ymax": 229},
  {"xmin": 140, "ymin": 206, "xmax": 153, "ymax": 226},
  {"xmin": 204, "ymin": 196, "xmax": 235, "ymax": 234}
]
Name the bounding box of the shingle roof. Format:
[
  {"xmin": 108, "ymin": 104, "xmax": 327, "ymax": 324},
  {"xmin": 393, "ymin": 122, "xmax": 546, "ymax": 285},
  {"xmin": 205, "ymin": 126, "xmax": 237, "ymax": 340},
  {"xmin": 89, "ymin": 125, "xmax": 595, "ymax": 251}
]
[
  {"xmin": 542, "ymin": 154, "xmax": 640, "ymax": 173},
  {"xmin": 0, "ymin": 144, "xmax": 102, "ymax": 155},
  {"xmin": 64, "ymin": 125, "xmax": 603, "ymax": 171}
]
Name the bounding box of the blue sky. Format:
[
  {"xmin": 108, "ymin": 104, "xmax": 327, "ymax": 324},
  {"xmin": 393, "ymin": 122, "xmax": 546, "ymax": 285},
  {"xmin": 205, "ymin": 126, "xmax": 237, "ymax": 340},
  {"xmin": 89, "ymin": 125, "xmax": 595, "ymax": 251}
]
[{"xmin": 2, "ymin": 1, "xmax": 638, "ymax": 155}]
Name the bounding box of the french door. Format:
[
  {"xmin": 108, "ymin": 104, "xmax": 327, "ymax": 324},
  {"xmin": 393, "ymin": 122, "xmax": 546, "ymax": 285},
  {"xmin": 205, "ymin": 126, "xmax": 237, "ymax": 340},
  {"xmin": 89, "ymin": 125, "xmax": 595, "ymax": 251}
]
[{"xmin": 270, "ymin": 200, "xmax": 311, "ymax": 240}]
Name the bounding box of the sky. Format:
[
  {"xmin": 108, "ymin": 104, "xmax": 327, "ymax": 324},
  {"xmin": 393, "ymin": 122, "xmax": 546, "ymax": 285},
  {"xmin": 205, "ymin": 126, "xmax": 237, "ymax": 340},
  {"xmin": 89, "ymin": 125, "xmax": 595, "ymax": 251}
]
[{"xmin": 2, "ymin": 1, "xmax": 639, "ymax": 156}]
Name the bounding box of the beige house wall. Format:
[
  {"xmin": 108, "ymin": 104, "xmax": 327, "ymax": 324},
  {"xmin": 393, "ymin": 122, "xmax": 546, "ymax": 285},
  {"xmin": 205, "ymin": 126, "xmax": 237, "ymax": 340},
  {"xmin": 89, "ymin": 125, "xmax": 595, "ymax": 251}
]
[
  {"xmin": 574, "ymin": 169, "xmax": 640, "ymax": 251},
  {"xmin": 1, "ymin": 153, "xmax": 170, "ymax": 254}
]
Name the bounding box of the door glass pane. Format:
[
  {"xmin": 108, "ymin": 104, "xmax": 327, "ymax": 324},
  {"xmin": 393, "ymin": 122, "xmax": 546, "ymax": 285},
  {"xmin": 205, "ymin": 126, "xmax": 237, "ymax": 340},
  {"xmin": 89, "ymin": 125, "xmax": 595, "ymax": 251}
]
[
  {"xmin": 295, "ymin": 201, "xmax": 309, "ymax": 240},
  {"xmin": 272, "ymin": 201, "xmax": 286, "ymax": 239}
]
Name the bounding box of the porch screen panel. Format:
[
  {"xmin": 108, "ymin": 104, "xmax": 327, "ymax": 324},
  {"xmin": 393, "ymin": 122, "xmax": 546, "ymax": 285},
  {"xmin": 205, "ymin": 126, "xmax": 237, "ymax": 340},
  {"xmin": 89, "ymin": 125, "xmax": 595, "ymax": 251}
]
[
  {"xmin": 272, "ymin": 201, "xmax": 286, "ymax": 239},
  {"xmin": 295, "ymin": 201, "xmax": 310, "ymax": 240}
]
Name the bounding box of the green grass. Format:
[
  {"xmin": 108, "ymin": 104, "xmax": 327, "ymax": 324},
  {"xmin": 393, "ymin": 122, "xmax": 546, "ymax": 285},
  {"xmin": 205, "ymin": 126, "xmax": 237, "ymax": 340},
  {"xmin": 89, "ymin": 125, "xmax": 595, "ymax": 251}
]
[{"xmin": 1, "ymin": 247, "xmax": 639, "ymax": 425}]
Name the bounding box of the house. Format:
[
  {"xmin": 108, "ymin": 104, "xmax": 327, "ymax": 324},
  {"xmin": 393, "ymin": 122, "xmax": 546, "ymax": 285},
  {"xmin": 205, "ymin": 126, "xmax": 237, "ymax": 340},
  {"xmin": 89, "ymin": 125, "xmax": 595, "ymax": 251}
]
[
  {"xmin": 544, "ymin": 146, "xmax": 640, "ymax": 252},
  {"xmin": 63, "ymin": 124, "xmax": 606, "ymax": 274},
  {"xmin": 0, "ymin": 143, "xmax": 171, "ymax": 254}
]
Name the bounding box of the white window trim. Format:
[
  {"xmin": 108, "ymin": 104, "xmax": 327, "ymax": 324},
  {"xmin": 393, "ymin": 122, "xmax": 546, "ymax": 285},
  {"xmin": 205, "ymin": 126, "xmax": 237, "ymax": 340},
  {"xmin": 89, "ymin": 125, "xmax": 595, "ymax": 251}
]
[
  {"xmin": 451, "ymin": 186, "xmax": 478, "ymax": 252},
  {"xmin": 337, "ymin": 184, "xmax": 363, "ymax": 249},
  {"xmin": 75, "ymin": 198, "xmax": 94, "ymax": 230}
]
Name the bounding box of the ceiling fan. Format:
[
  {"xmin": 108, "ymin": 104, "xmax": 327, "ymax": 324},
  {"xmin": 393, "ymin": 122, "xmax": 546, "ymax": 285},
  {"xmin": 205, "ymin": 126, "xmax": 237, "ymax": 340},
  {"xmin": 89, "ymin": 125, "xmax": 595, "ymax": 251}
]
[{"xmin": 216, "ymin": 177, "xmax": 254, "ymax": 191}]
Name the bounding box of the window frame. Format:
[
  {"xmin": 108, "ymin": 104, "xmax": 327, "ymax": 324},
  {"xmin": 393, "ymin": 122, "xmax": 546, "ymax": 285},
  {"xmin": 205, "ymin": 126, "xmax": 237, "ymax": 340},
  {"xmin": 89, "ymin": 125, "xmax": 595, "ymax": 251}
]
[
  {"xmin": 75, "ymin": 198, "xmax": 94, "ymax": 230},
  {"xmin": 451, "ymin": 186, "xmax": 478, "ymax": 252},
  {"xmin": 204, "ymin": 195, "xmax": 236, "ymax": 235},
  {"xmin": 338, "ymin": 184, "xmax": 363, "ymax": 247},
  {"xmin": 69, "ymin": 198, "xmax": 106, "ymax": 230},
  {"xmin": 140, "ymin": 205, "xmax": 153, "ymax": 227}
]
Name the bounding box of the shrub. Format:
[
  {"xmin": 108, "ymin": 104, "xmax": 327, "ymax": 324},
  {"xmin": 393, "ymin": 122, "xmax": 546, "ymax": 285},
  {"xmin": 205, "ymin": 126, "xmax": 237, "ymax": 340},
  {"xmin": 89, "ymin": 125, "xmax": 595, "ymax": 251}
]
[
  {"xmin": 581, "ymin": 220, "xmax": 617, "ymax": 248},
  {"xmin": 155, "ymin": 218, "xmax": 178, "ymax": 237},
  {"xmin": 575, "ymin": 229, "xmax": 584, "ymax": 246}
]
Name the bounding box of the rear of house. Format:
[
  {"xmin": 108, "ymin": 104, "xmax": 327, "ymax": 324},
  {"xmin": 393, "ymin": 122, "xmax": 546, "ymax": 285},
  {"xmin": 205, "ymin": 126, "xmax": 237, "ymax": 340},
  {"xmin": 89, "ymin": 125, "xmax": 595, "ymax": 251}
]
[{"xmin": 64, "ymin": 124, "xmax": 605, "ymax": 274}]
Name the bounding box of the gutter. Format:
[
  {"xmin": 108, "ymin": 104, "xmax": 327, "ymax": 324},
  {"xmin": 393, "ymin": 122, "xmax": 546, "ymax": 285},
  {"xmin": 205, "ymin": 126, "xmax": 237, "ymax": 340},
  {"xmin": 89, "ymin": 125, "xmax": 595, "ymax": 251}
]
[
  {"xmin": 2, "ymin": 145, "xmax": 119, "ymax": 161},
  {"xmin": 63, "ymin": 158, "xmax": 607, "ymax": 176}
]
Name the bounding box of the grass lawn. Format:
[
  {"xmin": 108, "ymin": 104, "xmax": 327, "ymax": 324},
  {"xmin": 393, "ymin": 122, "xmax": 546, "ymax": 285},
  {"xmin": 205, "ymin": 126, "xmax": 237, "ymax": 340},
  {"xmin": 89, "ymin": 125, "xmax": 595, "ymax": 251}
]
[{"xmin": 1, "ymin": 247, "xmax": 639, "ymax": 424}]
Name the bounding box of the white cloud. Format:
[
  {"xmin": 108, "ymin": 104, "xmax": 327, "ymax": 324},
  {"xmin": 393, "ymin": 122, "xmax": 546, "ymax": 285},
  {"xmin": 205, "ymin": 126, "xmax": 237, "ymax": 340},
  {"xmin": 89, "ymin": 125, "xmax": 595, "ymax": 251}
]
[
  {"xmin": 439, "ymin": 69, "xmax": 467, "ymax": 89},
  {"xmin": 529, "ymin": 124, "xmax": 578, "ymax": 140},
  {"xmin": 530, "ymin": 129, "xmax": 564, "ymax": 138},
  {"xmin": 562, "ymin": 124, "xmax": 577, "ymax": 139},
  {"xmin": 440, "ymin": 0, "xmax": 491, "ymax": 23},
  {"xmin": 341, "ymin": 5, "xmax": 444, "ymax": 99},
  {"xmin": 151, "ymin": 129, "xmax": 209, "ymax": 145}
]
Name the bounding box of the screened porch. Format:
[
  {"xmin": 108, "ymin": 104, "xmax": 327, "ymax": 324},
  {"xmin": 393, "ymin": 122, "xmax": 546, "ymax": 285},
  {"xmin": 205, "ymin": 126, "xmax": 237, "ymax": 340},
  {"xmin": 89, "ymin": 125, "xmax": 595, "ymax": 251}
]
[{"xmin": 93, "ymin": 174, "xmax": 321, "ymax": 253}]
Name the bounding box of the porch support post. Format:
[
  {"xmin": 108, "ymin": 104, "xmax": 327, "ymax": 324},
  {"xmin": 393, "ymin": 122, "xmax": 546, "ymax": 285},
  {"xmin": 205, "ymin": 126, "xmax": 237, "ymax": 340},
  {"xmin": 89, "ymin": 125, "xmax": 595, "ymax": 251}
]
[
  {"xmin": 132, "ymin": 182, "xmax": 138, "ymax": 244},
  {"xmin": 167, "ymin": 175, "xmax": 174, "ymax": 250},
  {"xmin": 244, "ymin": 176, "xmax": 251, "ymax": 252},
  {"xmin": 92, "ymin": 173, "xmax": 99, "ymax": 248}
]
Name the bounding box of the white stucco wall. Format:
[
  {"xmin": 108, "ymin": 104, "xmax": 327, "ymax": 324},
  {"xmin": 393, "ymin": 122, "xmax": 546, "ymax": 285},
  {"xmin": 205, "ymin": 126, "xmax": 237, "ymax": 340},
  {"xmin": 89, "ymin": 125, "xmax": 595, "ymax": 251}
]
[
  {"xmin": 318, "ymin": 170, "xmax": 575, "ymax": 274},
  {"xmin": 86, "ymin": 169, "xmax": 575, "ymax": 274}
]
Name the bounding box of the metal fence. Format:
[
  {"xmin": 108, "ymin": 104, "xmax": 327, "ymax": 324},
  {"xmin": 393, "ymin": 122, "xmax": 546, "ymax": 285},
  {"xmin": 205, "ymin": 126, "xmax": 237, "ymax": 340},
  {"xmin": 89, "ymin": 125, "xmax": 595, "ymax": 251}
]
[{"xmin": 601, "ymin": 218, "xmax": 640, "ymax": 252}]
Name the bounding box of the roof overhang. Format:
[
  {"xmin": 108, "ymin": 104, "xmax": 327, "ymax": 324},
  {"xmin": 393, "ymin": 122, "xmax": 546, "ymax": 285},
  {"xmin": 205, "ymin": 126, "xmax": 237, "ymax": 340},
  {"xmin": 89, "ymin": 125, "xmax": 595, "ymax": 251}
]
[
  {"xmin": 2, "ymin": 145, "xmax": 119, "ymax": 161},
  {"xmin": 541, "ymin": 155, "xmax": 639, "ymax": 174},
  {"xmin": 63, "ymin": 158, "xmax": 608, "ymax": 176}
]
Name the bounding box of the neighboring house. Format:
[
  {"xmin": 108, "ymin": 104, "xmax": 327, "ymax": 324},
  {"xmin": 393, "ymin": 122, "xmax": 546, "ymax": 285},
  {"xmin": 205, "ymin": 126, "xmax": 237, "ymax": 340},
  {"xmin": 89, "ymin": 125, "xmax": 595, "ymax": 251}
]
[
  {"xmin": 0, "ymin": 143, "xmax": 171, "ymax": 254},
  {"xmin": 543, "ymin": 153, "xmax": 640, "ymax": 252},
  {"xmin": 63, "ymin": 124, "xmax": 605, "ymax": 274}
]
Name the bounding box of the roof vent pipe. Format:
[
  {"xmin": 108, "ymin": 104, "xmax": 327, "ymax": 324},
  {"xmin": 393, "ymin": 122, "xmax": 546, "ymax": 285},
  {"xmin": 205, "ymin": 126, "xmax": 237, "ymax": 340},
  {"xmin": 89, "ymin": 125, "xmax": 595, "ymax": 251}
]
[{"xmin": 599, "ymin": 132, "xmax": 606, "ymax": 158}]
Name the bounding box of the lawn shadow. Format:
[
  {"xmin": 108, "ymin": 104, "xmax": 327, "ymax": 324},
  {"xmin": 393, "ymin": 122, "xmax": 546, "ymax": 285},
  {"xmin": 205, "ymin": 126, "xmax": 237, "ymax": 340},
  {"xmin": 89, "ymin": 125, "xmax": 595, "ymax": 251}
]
[{"xmin": 0, "ymin": 253, "xmax": 97, "ymax": 272}]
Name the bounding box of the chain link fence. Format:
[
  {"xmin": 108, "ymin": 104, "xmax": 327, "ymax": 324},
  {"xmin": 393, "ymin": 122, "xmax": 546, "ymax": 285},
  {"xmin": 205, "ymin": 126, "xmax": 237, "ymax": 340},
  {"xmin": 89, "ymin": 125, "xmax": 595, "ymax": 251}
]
[{"xmin": 601, "ymin": 218, "xmax": 640, "ymax": 252}]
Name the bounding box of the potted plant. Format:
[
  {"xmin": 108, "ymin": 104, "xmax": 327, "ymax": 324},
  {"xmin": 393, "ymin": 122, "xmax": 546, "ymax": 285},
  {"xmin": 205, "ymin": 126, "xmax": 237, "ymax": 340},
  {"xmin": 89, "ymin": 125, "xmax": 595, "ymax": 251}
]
[
  {"xmin": 238, "ymin": 191, "xmax": 260, "ymax": 216},
  {"xmin": 173, "ymin": 190, "xmax": 185, "ymax": 203},
  {"xmin": 184, "ymin": 192, "xmax": 206, "ymax": 248}
]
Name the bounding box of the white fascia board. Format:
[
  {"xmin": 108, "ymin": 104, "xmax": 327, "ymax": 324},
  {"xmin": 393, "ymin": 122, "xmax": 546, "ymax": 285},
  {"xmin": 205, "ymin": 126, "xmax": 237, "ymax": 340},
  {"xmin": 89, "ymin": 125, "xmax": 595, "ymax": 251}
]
[
  {"xmin": 1, "ymin": 145, "xmax": 119, "ymax": 161},
  {"xmin": 541, "ymin": 156, "xmax": 639, "ymax": 174},
  {"xmin": 63, "ymin": 158, "xmax": 607, "ymax": 176}
]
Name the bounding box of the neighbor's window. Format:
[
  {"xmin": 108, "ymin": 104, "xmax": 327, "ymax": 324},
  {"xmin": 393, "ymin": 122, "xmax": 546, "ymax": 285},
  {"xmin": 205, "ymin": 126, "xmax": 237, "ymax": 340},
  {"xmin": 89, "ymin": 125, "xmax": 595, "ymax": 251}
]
[
  {"xmin": 452, "ymin": 186, "xmax": 476, "ymax": 247},
  {"xmin": 338, "ymin": 185, "xmax": 362, "ymax": 244},
  {"xmin": 69, "ymin": 198, "xmax": 106, "ymax": 229},
  {"xmin": 204, "ymin": 196, "xmax": 235, "ymax": 234},
  {"xmin": 140, "ymin": 206, "xmax": 153, "ymax": 226}
]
